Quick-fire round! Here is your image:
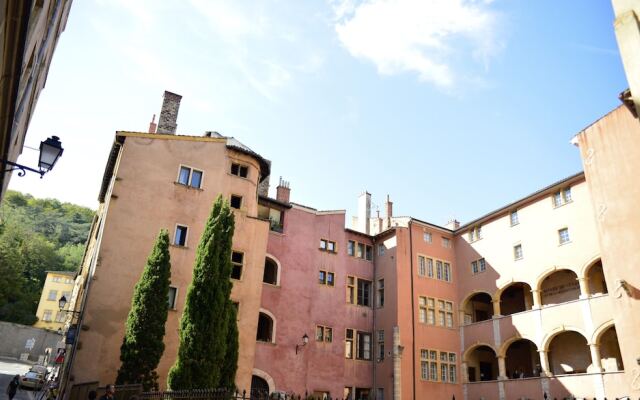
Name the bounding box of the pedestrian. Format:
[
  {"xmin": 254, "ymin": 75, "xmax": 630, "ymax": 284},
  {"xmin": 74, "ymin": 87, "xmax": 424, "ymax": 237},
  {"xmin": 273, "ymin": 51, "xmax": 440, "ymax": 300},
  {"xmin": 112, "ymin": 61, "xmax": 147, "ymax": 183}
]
[
  {"xmin": 6, "ymin": 375, "xmax": 20, "ymax": 400},
  {"xmin": 99, "ymin": 384, "xmax": 115, "ymax": 400}
]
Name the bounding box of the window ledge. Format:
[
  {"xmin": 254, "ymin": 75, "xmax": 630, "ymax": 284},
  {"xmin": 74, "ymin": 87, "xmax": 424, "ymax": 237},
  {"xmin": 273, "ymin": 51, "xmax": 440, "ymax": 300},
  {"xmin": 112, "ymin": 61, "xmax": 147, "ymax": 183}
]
[
  {"xmin": 173, "ymin": 182, "xmax": 204, "ymax": 191},
  {"xmin": 170, "ymin": 244, "xmax": 189, "ymax": 249},
  {"xmin": 552, "ymin": 199, "xmax": 573, "ymax": 209},
  {"xmin": 263, "ymin": 282, "xmax": 280, "ymax": 288},
  {"xmin": 256, "ymin": 340, "xmax": 277, "ymax": 346},
  {"xmin": 558, "ymin": 240, "xmax": 572, "ymax": 247}
]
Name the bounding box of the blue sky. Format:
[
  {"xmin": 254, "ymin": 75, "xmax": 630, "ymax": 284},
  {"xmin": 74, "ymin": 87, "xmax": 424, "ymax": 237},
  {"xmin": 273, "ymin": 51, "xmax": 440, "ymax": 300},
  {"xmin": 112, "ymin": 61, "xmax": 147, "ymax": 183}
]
[{"xmin": 9, "ymin": 0, "xmax": 626, "ymax": 226}]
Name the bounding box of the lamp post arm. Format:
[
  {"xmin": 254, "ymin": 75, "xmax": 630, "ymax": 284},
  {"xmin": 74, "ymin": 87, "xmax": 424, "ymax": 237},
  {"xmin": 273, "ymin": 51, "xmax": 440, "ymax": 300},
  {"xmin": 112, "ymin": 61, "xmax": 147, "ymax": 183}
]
[{"xmin": 1, "ymin": 160, "xmax": 44, "ymax": 177}]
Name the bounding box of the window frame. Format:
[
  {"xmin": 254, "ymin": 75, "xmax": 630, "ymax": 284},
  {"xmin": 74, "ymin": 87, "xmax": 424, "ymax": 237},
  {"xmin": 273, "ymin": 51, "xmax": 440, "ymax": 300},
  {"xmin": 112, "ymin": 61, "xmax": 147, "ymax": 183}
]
[
  {"xmin": 513, "ymin": 244, "xmax": 523, "ymax": 260},
  {"xmin": 357, "ymin": 278, "xmax": 372, "ymax": 307},
  {"xmin": 345, "ymin": 328, "xmax": 354, "ymax": 359},
  {"xmin": 316, "ymin": 325, "xmax": 333, "ymax": 342},
  {"xmin": 230, "ymin": 194, "xmax": 243, "ymax": 209},
  {"xmin": 168, "ymin": 286, "xmax": 178, "ymax": 310},
  {"xmin": 319, "ymin": 270, "xmax": 335, "ymax": 287},
  {"xmin": 231, "ymin": 250, "xmax": 244, "ymax": 280},
  {"xmin": 356, "ymin": 331, "xmax": 372, "ymax": 361},
  {"xmin": 320, "ymin": 238, "xmax": 337, "ymax": 254},
  {"xmin": 176, "ymin": 164, "xmax": 204, "ymax": 189},
  {"xmin": 441, "ymin": 237, "xmax": 451, "ymax": 248},
  {"xmin": 174, "ymin": 224, "xmax": 189, "ymax": 247},
  {"xmin": 230, "ymin": 162, "xmax": 249, "ymax": 179},
  {"xmin": 377, "ymin": 279, "xmax": 385, "ymax": 308},
  {"xmin": 423, "ymin": 231, "xmax": 432, "ymax": 243},
  {"xmin": 510, "ymin": 210, "xmax": 519, "ymax": 226},
  {"xmin": 558, "ymin": 227, "xmax": 571, "ymax": 245},
  {"xmin": 418, "ymin": 296, "xmax": 454, "ymax": 328},
  {"xmin": 349, "ymin": 240, "xmax": 373, "ymax": 261},
  {"xmin": 47, "ymin": 290, "xmax": 58, "ymax": 301}
]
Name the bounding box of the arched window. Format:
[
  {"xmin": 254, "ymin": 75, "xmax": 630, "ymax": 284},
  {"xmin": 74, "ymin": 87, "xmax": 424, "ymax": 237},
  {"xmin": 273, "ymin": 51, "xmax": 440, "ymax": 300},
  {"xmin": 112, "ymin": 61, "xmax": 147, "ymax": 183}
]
[
  {"xmin": 256, "ymin": 312, "xmax": 274, "ymax": 343},
  {"xmin": 586, "ymin": 259, "xmax": 608, "ymax": 296},
  {"xmin": 250, "ymin": 375, "xmax": 270, "ymax": 399},
  {"xmin": 263, "ymin": 257, "xmax": 278, "ymax": 285},
  {"xmin": 504, "ymin": 339, "xmax": 541, "ymax": 378}
]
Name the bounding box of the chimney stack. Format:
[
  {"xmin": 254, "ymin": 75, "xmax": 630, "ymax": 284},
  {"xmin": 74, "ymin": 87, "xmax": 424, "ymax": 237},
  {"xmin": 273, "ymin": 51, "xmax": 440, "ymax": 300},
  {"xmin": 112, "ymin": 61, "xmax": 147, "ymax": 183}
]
[
  {"xmin": 156, "ymin": 91, "xmax": 182, "ymax": 134},
  {"xmin": 148, "ymin": 114, "xmax": 157, "ymax": 133},
  {"xmin": 445, "ymin": 219, "xmax": 460, "ymax": 230},
  {"xmin": 358, "ymin": 191, "xmax": 371, "ymax": 234},
  {"xmin": 276, "ymin": 177, "xmax": 291, "ymax": 203}
]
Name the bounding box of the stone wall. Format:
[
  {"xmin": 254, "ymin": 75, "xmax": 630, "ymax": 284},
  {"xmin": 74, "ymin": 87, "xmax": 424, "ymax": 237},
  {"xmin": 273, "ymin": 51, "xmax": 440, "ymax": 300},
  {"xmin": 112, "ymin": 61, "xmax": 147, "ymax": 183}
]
[{"xmin": 0, "ymin": 321, "xmax": 61, "ymax": 362}]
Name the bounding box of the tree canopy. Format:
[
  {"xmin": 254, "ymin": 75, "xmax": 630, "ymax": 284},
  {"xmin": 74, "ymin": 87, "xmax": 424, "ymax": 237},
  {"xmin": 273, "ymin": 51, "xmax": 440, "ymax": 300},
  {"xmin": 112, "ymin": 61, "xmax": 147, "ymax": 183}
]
[{"xmin": 0, "ymin": 190, "xmax": 94, "ymax": 324}]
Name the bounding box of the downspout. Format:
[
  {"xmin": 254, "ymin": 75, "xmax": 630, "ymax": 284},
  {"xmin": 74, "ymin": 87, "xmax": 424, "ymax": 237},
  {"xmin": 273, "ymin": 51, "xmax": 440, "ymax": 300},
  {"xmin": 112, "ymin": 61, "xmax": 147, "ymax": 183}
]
[
  {"xmin": 372, "ymin": 236, "xmax": 377, "ymax": 398},
  {"xmin": 408, "ymin": 221, "xmax": 416, "ymax": 400}
]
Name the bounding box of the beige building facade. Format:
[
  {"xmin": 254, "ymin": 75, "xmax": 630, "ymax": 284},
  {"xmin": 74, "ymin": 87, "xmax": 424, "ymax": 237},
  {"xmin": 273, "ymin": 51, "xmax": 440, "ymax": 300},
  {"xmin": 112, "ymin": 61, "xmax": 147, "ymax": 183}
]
[{"xmin": 33, "ymin": 271, "xmax": 75, "ymax": 331}]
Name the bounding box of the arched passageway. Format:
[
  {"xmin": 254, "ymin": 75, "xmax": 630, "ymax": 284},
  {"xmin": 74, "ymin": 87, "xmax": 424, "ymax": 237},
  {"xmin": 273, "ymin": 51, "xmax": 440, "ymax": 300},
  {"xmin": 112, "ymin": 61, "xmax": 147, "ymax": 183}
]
[
  {"xmin": 463, "ymin": 292, "xmax": 494, "ymax": 324},
  {"xmin": 466, "ymin": 345, "xmax": 498, "ymax": 382},
  {"xmin": 599, "ymin": 326, "xmax": 624, "ymax": 372},
  {"xmin": 504, "ymin": 339, "xmax": 541, "ymax": 378},
  {"xmin": 540, "ymin": 270, "xmax": 580, "ymax": 306},
  {"xmin": 586, "ymin": 260, "xmax": 608, "ymax": 296},
  {"xmin": 250, "ymin": 375, "xmax": 270, "ymax": 399},
  {"xmin": 500, "ymin": 282, "xmax": 533, "ymax": 315},
  {"xmin": 548, "ymin": 331, "xmax": 590, "ymax": 374}
]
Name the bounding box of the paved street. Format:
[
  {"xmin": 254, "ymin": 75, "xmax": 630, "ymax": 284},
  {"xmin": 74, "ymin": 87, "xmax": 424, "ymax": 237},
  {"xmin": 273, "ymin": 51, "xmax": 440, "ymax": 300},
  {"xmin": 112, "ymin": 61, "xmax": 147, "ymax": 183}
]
[{"xmin": 0, "ymin": 360, "xmax": 39, "ymax": 400}]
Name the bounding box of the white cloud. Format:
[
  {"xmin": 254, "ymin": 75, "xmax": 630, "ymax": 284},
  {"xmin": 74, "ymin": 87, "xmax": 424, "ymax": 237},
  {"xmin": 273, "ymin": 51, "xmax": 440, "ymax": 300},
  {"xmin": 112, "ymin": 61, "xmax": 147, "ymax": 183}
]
[{"xmin": 333, "ymin": 0, "xmax": 502, "ymax": 87}]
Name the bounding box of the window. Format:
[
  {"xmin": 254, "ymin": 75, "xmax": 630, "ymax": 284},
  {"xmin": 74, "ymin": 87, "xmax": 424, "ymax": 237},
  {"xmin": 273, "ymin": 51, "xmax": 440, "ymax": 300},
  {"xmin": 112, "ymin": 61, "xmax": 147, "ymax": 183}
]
[
  {"xmin": 263, "ymin": 258, "xmax": 278, "ymax": 285},
  {"xmin": 47, "ymin": 290, "xmax": 58, "ymax": 301},
  {"xmin": 177, "ymin": 165, "xmax": 203, "ymax": 189},
  {"xmin": 51, "ymin": 276, "xmax": 61, "ymax": 283},
  {"xmin": 558, "ymin": 228, "xmax": 570, "ymax": 245},
  {"xmin": 423, "ymin": 231, "xmax": 432, "ymax": 243},
  {"xmin": 553, "ymin": 187, "xmax": 572, "ymax": 207},
  {"xmin": 347, "ymin": 276, "xmax": 355, "ymax": 304},
  {"xmin": 421, "ymin": 350, "xmax": 456, "ymax": 383},
  {"xmin": 427, "ymin": 258, "xmax": 434, "ymax": 278},
  {"xmin": 258, "ymin": 203, "xmax": 285, "ymax": 233},
  {"xmin": 441, "ymin": 237, "xmax": 451, "ymax": 248},
  {"xmin": 378, "ymin": 244, "xmax": 385, "ymax": 256},
  {"xmin": 376, "ymin": 388, "xmax": 384, "ymax": 400},
  {"xmin": 418, "ymin": 256, "xmax": 426, "ymax": 276},
  {"xmin": 55, "ymin": 312, "xmax": 65, "ymax": 323},
  {"xmin": 471, "ymin": 258, "xmax": 486, "ymax": 275},
  {"xmin": 320, "ymin": 239, "xmax": 337, "ymax": 253},
  {"xmin": 230, "ymin": 195, "xmax": 242, "ymax": 209},
  {"xmin": 377, "ymin": 279, "xmax": 384, "ymax": 308},
  {"xmin": 345, "ymin": 329, "xmax": 354, "ymax": 358},
  {"xmin": 513, "ymin": 244, "xmax": 523, "ymax": 260},
  {"xmin": 65, "ymin": 278, "xmax": 73, "ymax": 284},
  {"xmin": 174, "ymin": 225, "xmax": 188, "ymax": 246},
  {"xmin": 510, "ymin": 210, "xmax": 519, "ymax": 226},
  {"xmin": 436, "ymin": 261, "xmax": 443, "ymax": 280},
  {"xmin": 168, "ymin": 287, "xmax": 178, "ymax": 309},
  {"xmin": 230, "ymin": 163, "xmax": 249, "ymax": 178},
  {"xmin": 256, "ymin": 312, "xmax": 274, "ymax": 342},
  {"xmin": 357, "ymin": 279, "xmax": 372, "ymax": 307},
  {"xmin": 468, "ymin": 226, "xmax": 482, "ymax": 242},
  {"xmin": 350, "ymin": 241, "xmax": 373, "ymax": 261},
  {"xmin": 316, "ymin": 325, "xmax": 332, "ymax": 342},
  {"xmin": 356, "ymin": 331, "xmax": 372, "ymax": 360},
  {"xmin": 319, "ymin": 270, "xmax": 335, "ymax": 286},
  {"xmin": 419, "ymin": 297, "xmax": 453, "ymax": 328},
  {"xmin": 443, "ymin": 262, "xmax": 451, "ymax": 282},
  {"xmin": 231, "ymin": 251, "xmax": 243, "ymax": 279},
  {"xmin": 42, "ymin": 310, "xmax": 52, "ymax": 322},
  {"xmin": 377, "ymin": 330, "xmax": 385, "ymax": 361}
]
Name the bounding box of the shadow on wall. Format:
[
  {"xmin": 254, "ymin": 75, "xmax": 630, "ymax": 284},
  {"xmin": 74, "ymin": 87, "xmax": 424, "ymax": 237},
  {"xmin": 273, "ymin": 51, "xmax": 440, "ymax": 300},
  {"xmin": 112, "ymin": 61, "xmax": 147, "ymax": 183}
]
[{"xmin": 457, "ymin": 240, "xmax": 625, "ymax": 399}]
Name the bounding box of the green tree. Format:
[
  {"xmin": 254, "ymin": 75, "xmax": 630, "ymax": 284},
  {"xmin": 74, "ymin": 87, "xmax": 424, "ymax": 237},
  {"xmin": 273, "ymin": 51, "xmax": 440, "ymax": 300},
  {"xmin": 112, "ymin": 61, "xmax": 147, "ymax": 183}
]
[
  {"xmin": 219, "ymin": 303, "xmax": 239, "ymax": 389},
  {"xmin": 167, "ymin": 195, "xmax": 238, "ymax": 390},
  {"xmin": 116, "ymin": 230, "xmax": 172, "ymax": 391}
]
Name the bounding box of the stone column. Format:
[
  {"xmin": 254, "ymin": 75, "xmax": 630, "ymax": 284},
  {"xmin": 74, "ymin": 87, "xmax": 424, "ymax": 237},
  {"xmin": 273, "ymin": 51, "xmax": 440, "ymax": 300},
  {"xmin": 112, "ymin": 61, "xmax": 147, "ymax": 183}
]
[
  {"xmin": 461, "ymin": 361, "xmax": 469, "ymax": 383},
  {"xmin": 578, "ymin": 277, "xmax": 590, "ymax": 299},
  {"xmin": 589, "ymin": 343, "xmax": 603, "ymax": 373},
  {"xmin": 498, "ymin": 356, "xmax": 507, "ymax": 380},
  {"xmin": 532, "ymin": 290, "xmax": 542, "ymax": 309},
  {"xmin": 492, "ymin": 299, "xmax": 501, "ymax": 318},
  {"xmin": 538, "ymin": 350, "xmax": 551, "ymax": 376}
]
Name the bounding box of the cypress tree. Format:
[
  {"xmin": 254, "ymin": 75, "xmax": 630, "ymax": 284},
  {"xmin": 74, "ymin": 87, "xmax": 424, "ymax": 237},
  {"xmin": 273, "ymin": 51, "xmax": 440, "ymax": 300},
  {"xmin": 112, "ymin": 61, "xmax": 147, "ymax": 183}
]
[
  {"xmin": 219, "ymin": 301, "xmax": 239, "ymax": 389},
  {"xmin": 167, "ymin": 195, "xmax": 238, "ymax": 390},
  {"xmin": 116, "ymin": 229, "xmax": 171, "ymax": 391}
]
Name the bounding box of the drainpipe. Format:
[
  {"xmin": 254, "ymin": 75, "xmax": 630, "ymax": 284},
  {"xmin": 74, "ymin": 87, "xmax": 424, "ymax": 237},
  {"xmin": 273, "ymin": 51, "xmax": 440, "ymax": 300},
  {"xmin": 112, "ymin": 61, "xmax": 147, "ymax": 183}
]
[
  {"xmin": 408, "ymin": 221, "xmax": 416, "ymax": 400},
  {"xmin": 372, "ymin": 237, "xmax": 377, "ymax": 398}
]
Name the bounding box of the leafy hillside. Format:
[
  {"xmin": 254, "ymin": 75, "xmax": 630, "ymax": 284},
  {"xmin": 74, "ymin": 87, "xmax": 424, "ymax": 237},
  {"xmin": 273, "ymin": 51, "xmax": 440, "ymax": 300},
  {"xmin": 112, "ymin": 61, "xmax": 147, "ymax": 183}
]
[{"xmin": 0, "ymin": 191, "xmax": 94, "ymax": 324}]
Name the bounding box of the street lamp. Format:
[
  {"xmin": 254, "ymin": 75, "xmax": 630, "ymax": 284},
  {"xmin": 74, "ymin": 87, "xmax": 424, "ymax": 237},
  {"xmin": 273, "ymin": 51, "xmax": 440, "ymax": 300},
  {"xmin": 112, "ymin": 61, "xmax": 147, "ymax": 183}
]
[
  {"xmin": 58, "ymin": 295, "xmax": 80, "ymax": 315},
  {"xmin": 295, "ymin": 333, "xmax": 309, "ymax": 354},
  {"xmin": 1, "ymin": 135, "xmax": 63, "ymax": 177}
]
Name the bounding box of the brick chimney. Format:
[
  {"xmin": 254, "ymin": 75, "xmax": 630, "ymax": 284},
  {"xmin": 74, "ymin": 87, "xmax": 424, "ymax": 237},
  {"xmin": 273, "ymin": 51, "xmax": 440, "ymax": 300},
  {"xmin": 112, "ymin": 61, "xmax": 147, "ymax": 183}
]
[
  {"xmin": 148, "ymin": 114, "xmax": 157, "ymax": 133},
  {"xmin": 276, "ymin": 177, "xmax": 290, "ymax": 203},
  {"xmin": 156, "ymin": 91, "xmax": 182, "ymax": 134},
  {"xmin": 385, "ymin": 194, "xmax": 393, "ymax": 228}
]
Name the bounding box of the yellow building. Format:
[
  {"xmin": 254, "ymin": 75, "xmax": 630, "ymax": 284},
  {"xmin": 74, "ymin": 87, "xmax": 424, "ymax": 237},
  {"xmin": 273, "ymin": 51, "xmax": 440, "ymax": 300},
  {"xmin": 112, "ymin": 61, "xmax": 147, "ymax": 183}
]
[{"xmin": 34, "ymin": 271, "xmax": 76, "ymax": 331}]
